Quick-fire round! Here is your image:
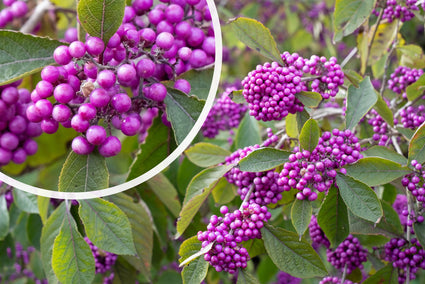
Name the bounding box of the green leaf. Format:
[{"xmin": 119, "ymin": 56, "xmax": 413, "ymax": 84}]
[
  {"xmin": 26, "ymin": 214, "xmax": 42, "ymax": 250},
  {"xmin": 295, "ymin": 92, "xmax": 322, "ymax": 108},
  {"xmin": 343, "ymin": 69, "xmax": 363, "ymax": 88},
  {"xmin": 237, "ymin": 269, "xmax": 260, "ymax": 284},
  {"xmin": 406, "ymin": 73, "xmax": 425, "ymax": 101},
  {"xmin": 299, "ymin": 119, "xmax": 320, "ymax": 153},
  {"xmin": 182, "ymin": 256, "xmax": 209, "ymax": 284},
  {"xmin": 234, "ymin": 112, "xmax": 261, "ymax": 149},
  {"xmin": 0, "ymin": 195, "xmax": 9, "ymax": 240},
  {"xmin": 368, "ymin": 21, "xmax": 399, "ymax": 65},
  {"xmin": 397, "ymin": 126, "xmax": 415, "ymax": 140},
  {"xmin": 179, "ymin": 235, "xmax": 202, "ymax": 264},
  {"xmin": 12, "ymin": 189, "xmax": 38, "ymax": 214},
  {"xmin": 243, "ymin": 238, "xmax": 265, "ymax": 258},
  {"xmin": 176, "ymin": 164, "xmax": 234, "ymax": 238},
  {"xmin": 77, "ymin": 0, "xmax": 126, "ymax": 45},
  {"xmin": 398, "ymin": 44, "xmax": 425, "ymax": 69},
  {"xmin": 374, "ymin": 94, "xmax": 394, "ymax": 127},
  {"xmin": 230, "ymin": 89, "xmax": 245, "ymax": 104},
  {"xmin": 296, "ymin": 109, "xmax": 311, "ymax": 134},
  {"xmin": 414, "ymin": 221, "xmax": 425, "ymax": 249},
  {"xmin": 408, "ymin": 122, "xmax": 425, "ymax": 165},
  {"xmin": 261, "ymin": 224, "xmax": 327, "ymax": 278},
  {"xmin": 52, "ymin": 207, "xmax": 95, "ymax": 284},
  {"xmin": 0, "ymin": 31, "xmax": 65, "ymax": 85},
  {"xmin": 362, "ymin": 263, "xmax": 398, "ymax": 284},
  {"xmin": 185, "ymin": 142, "xmax": 231, "ymax": 168},
  {"xmin": 107, "ymin": 193, "xmax": 153, "ymax": 279},
  {"xmin": 212, "ymin": 177, "xmax": 237, "ymax": 205},
  {"xmin": 346, "ymin": 77, "xmax": 378, "ymax": 130},
  {"xmin": 38, "ymin": 196, "xmax": 50, "ymax": 225},
  {"xmin": 343, "ymin": 157, "xmax": 411, "ymax": 186},
  {"xmin": 58, "ymin": 151, "xmax": 109, "ymax": 192},
  {"xmin": 40, "ymin": 203, "xmax": 65, "ymax": 284},
  {"xmin": 164, "ymin": 88, "xmax": 205, "ymax": 145},
  {"xmin": 177, "ymin": 69, "xmax": 213, "ymax": 100},
  {"xmin": 229, "ymin": 17, "xmax": 284, "ymax": 65},
  {"xmin": 286, "ymin": 113, "xmax": 299, "ymax": 138},
  {"xmin": 336, "ymin": 174, "xmax": 383, "ymax": 223},
  {"xmin": 291, "ymin": 199, "xmax": 312, "ymax": 238},
  {"xmin": 79, "ymin": 198, "xmax": 136, "ymax": 255},
  {"xmin": 317, "ymin": 187, "xmax": 349, "ymax": 248},
  {"xmin": 112, "ymin": 256, "xmax": 139, "ymax": 284},
  {"xmin": 239, "ymin": 148, "xmax": 290, "ymax": 172},
  {"xmin": 362, "ymin": 146, "xmax": 407, "ymax": 165},
  {"xmin": 127, "ymin": 116, "xmax": 175, "ymax": 180},
  {"xmin": 333, "ymin": 0, "xmax": 376, "ymax": 41},
  {"xmin": 146, "ymin": 173, "xmax": 181, "ymax": 218}
]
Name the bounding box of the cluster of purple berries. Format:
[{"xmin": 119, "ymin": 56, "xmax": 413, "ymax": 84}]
[
  {"xmin": 5, "ymin": 242, "xmax": 48, "ymax": 284},
  {"xmin": 197, "ymin": 203, "xmax": 271, "ymax": 274},
  {"xmin": 278, "ymin": 129, "xmax": 362, "ymax": 201},
  {"xmin": 201, "ymin": 87, "xmax": 247, "ymax": 138},
  {"xmin": 309, "ymin": 215, "xmax": 330, "ymax": 249},
  {"xmin": 401, "ymin": 160, "xmax": 425, "ymax": 202},
  {"xmin": 398, "ymin": 105, "xmax": 425, "ymax": 129},
  {"xmin": 84, "ymin": 237, "xmax": 117, "ymax": 276},
  {"xmin": 367, "ymin": 108, "xmax": 391, "ymax": 146},
  {"xmin": 27, "ymin": 0, "xmax": 214, "ymax": 157},
  {"xmin": 0, "ymin": 0, "xmax": 28, "ymax": 28},
  {"xmin": 392, "ymin": 193, "xmax": 424, "ymax": 234},
  {"xmin": 274, "ymin": 271, "xmax": 301, "ymax": 284},
  {"xmin": 384, "ymin": 237, "xmax": 425, "ymax": 283},
  {"xmin": 388, "ymin": 66, "xmax": 423, "ymax": 99},
  {"xmin": 223, "ymin": 145, "xmax": 285, "ymax": 206},
  {"xmin": 319, "ymin": 276, "xmax": 354, "ymax": 284},
  {"xmin": 0, "ymin": 82, "xmax": 41, "ymax": 166},
  {"xmin": 326, "ymin": 234, "xmax": 368, "ymax": 274},
  {"xmin": 373, "ymin": 0, "xmax": 418, "ymax": 23}
]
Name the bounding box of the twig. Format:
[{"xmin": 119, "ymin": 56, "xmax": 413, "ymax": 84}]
[
  {"xmin": 20, "ymin": 0, "xmax": 53, "ymax": 34},
  {"xmin": 340, "ymin": 47, "xmax": 358, "ymax": 69},
  {"xmin": 379, "ymin": 19, "xmax": 400, "ymax": 98},
  {"xmin": 341, "ymin": 263, "xmax": 348, "ymax": 283},
  {"xmin": 366, "ymin": 8, "xmax": 384, "ymax": 67}
]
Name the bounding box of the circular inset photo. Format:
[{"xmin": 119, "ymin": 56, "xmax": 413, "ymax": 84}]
[{"xmin": 0, "ymin": 0, "xmax": 222, "ymax": 199}]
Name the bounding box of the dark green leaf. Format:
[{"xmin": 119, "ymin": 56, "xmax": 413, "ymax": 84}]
[
  {"xmin": 177, "ymin": 68, "xmax": 213, "ymax": 100},
  {"xmin": 0, "ymin": 234, "xmax": 15, "ymax": 267},
  {"xmin": 79, "ymin": 198, "xmax": 136, "ymax": 255},
  {"xmin": 12, "ymin": 189, "xmax": 38, "ymax": 214},
  {"xmin": 261, "ymin": 224, "xmax": 327, "ymax": 278},
  {"xmin": 291, "ymin": 199, "xmax": 312, "ymax": 238},
  {"xmin": 58, "ymin": 151, "xmax": 109, "ymax": 192},
  {"xmin": 295, "ymin": 91, "xmax": 322, "ymax": 108},
  {"xmin": 164, "ymin": 88, "xmax": 205, "ymax": 145},
  {"xmin": 146, "ymin": 173, "xmax": 181, "ymax": 218},
  {"xmin": 336, "ymin": 173, "xmax": 383, "ymax": 223},
  {"xmin": 185, "ymin": 142, "xmax": 231, "ymax": 168},
  {"xmin": 239, "ymin": 148, "xmax": 290, "ymax": 172},
  {"xmin": 406, "ymin": 73, "xmax": 425, "ymax": 101},
  {"xmin": 237, "ymin": 269, "xmax": 260, "ymax": 284},
  {"xmin": 299, "ymin": 119, "xmax": 320, "ymax": 153},
  {"xmin": 374, "ymin": 94, "xmax": 394, "ymax": 127},
  {"xmin": 234, "ymin": 112, "xmax": 261, "ymax": 149},
  {"xmin": 317, "ymin": 187, "xmax": 349, "ymax": 248},
  {"xmin": 77, "ymin": 0, "xmax": 126, "ymax": 45},
  {"xmin": 346, "ymin": 77, "xmax": 378, "ymax": 130},
  {"xmin": 26, "ymin": 214, "xmax": 42, "ymax": 250},
  {"xmin": 52, "ymin": 207, "xmax": 95, "ymax": 284},
  {"xmin": 414, "ymin": 221, "xmax": 425, "ymax": 249},
  {"xmin": 107, "ymin": 193, "xmax": 153, "ymax": 279},
  {"xmin": 0, "ymin": 195, "xmax": 9, "ymax": 240},
  {"xmin": 112, "ymin": 256, "xmax": 139, "ymax": 284},
  {"xmin": 408, "ymin": 122, "xmax": 425, "ymax": 165},
  {"xmin": 182, "ymin": 256, "xmax": 209, "ymax": 284},
  {"xmin": 362, "ymin": 146, "xmax": 407, "ymax": 165},
  {"xmin": 0, "ymin": 31, "xmax": 64, "ymax": 85},
  {"xmin": 127, "ymin": 116, "xmax": 175, "ymax": 180},
  {"xmin": 363, "ymin": 263, "xmax": 398, "ymax": 284},
  {"xmin": 333, "ymin": 0, "xmax": 376, "ymax": 41},
  {"xmin": 229, "ymin": 17, "xmax": 284, "ymax": 65},
  {"xmin": 343, "ymin": 157, "xmax": 411, "ymax": 187},
  {"xmin": 242, "ymin": 238, "xmax": 265, "ymax": 258},
  {"xmin": 176, "ymin": 164, "xmax": 234, "ymax": 238}
]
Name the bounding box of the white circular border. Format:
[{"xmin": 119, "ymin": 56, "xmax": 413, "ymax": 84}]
[{"xmin": 0, "ymin": 0, "xmax": 223, "ymax": 200}]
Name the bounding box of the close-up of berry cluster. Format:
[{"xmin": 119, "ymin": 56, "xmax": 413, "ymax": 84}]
[{"xmin": 373, "ymin": 0, "xmax": 419, "ymax": 23}]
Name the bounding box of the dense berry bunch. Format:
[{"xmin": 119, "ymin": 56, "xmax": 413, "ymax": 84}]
[
  {"xmin": 387, "ymin": 66, "xmax": 423, "ymax": 98},
  {"xmin": 274, "ymin": 271, "xmax": 301, "ymax": 284},
  {"xmin": 373, "ymin": 0, "xmax": 418, "ymax": 23},
  {"xmin": 201, "ymin": 87, "xmax": 247, "ymax": 138},
  {"xmin": 319, "ymin": 276, "xmax": 353, "ymax": 284},
  {"xmin": 401, "ymin": 160, "xmax": 425, "ymax": 202},
  {"xmin": 278, "ymin": 129, "xmax": 362, "ymax": 200},
  {"xmin": 223, "ymin": 145, "xmax": 285, "ymax": 205},
  {"xmin": 326, "ymin": 235, "xmax": 368, "ymax": 274},
  {"xmin": 27, "ymin": 0, "xmax": 214, "ymax": 157},
  {"xmin": 138, "ymin": 107, "xmax": 159, "ymax": 143},
  {"xmin": 85, "ymin": 237, "xmax": 117, "ymax": 275},
  {"xmin": 399, "ymin": 105, "xmax": 425, "ymax": 129},
  {"xmin": 384, "ymin": 237, "xmax": 425, "ymax": 283},
  {"xmin": 366, "ymin": 109, "xmax": 390, "ymax": 145},
  {"xmin": 303, "ymin": 55, "xmax": 344, "ymax": 99},
  {"xmin": 0, "ymin": 83, "xmax": 41, "ymax": 166},
  {"xmin": 241, "ymin": 53, "xmax": 306, "ymax": 121},
  {"xmin": 309, "ymin": 215, "xmax": 330, "ymax": 248},
  {"xmin": 198, "ymin": 203, "xmax": 271, "ymax": 273},
  {"xmin": 0, "ymin": 0, "xmax": 28, "ymax": 28}
]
